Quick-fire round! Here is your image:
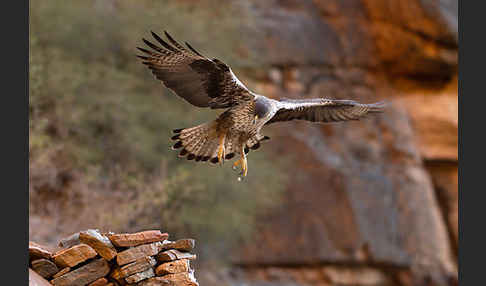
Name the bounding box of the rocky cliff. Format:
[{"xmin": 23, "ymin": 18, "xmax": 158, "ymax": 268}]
[{"xmin": 201, "ymin": 1, "xmax": 458, "ymax": 285}]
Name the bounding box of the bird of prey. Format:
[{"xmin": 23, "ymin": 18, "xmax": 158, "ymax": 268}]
[{"xmin": 137, "ymin": 31, "xmax": 385, "ymax": 178}]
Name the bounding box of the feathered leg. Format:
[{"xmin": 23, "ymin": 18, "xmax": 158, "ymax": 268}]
[{"xmin": 217, "ymin": 132, "xmax": 226, "ymax": 165}]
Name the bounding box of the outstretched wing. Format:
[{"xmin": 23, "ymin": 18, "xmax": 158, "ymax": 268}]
[
  {"xmin": 137, "ymin": 31, "xmax": 253, "ymax": 109},
  {"xmin": 266, "ymin": 98, "xmax": 385, "ymax": 125}
]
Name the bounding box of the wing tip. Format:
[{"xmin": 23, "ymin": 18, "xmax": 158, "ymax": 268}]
[
  {"xmin": 150, "ymin": 30, "xmax": 178, "ymax": 52},
  {"xmin": 368, "ymin": 100, "xmax": 387, "ymax": 113},
  {"xmin": 185, "ymin": 41, "xmax": 204, "ymax": 57},
  {"xmin": 135, "ymin": 54, "xmax": 149, "ymax": 60}
]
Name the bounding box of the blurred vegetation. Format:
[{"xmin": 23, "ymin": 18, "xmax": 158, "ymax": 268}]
[{"xmin": 29, "ymin": 0, "xmax": 286, "ymax": 262}]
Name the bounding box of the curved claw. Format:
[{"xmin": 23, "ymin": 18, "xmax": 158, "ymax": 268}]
[
  {"xmin": 232, "ymin": 159, "xmax": 241, "ymax": 171},
  {"xmin": 231, "ymin": 152, "xmax": 247, "ymax": 177}
]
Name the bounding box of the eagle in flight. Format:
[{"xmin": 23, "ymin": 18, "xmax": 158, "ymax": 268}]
[{"xmin": 137, "ymin": 31, "xmax": 385, "ymax": 178}]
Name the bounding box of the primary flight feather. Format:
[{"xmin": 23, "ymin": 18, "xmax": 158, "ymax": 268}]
[{"xmin": 137, "ymin": 31, "xmax": 385, "ymax": 177}]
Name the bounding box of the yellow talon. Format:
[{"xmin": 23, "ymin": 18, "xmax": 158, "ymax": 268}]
[
  {"xmin": 217, "ymin": 133, "xmax": 226, "ymax": 165},
  {"xmin": 231, "ymin": 148, "xmax": 248, "ymax": 177},
  {"xmin": 239, "ymin": 145, "xmax": 248, "ymax": 177},
  {"xmin": 241, "ymin": 157, "xmax": 248, "ymax": 177},
  {"xmin": 232, "ymin": 159, "xmax": 241, "ymax": 169}
]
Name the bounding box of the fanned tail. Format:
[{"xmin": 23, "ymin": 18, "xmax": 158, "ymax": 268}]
[{"xmin": 171, "ymin": 121, "xmax": 226, "ymax": 164}]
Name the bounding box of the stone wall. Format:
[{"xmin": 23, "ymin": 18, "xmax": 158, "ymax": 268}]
[{"xmin": 29, "ymin": 230, "xmax": 199, "ymax": 286}]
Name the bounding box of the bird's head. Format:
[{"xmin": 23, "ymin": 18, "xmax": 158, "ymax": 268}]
[{"xmin": 254, "ymin": 96, "xmax": 272, "ymax": 124}]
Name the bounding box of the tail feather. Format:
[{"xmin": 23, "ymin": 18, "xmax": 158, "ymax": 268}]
[
  {"xmin": 185, "ymin": 135, "xmax": 203, "ymax": 153},
  {"xmin": 171, "ymin": 121, "xmax": 224, "ymax": 164},
  {"xmin": 192, "ymin": 135, "xmax": 209, "ymax": 161},
  {"xmin": 199, "ymin": 139, "xmax": 216, "ymax": 162}
]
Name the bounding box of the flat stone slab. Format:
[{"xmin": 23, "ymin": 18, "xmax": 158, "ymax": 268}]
[
  {"xmin": 119, "ymin": 256, "xmax": 156, "ymax": 278},
  {"xmin": 79, "ymin": 229, "xmax": 117, "ymax": 261},
  {"xmin": 136, "ymin": 277, "xmax": 172, "ymax": 286},
  {"xmin": 58, "ymin": 232, "xmax": 81, "ymax": 248},
  {"xmin": 125, "ymin": 267, "xmax": 155, "ymax": 284},
  {"xmin": 156, "ymin": 250, "xmax": 196, "ymax": 263},
  {"xmin": 116, "ymin": 242, "xmax": 162, "ymax": 266},
  {"xmin": 88, "ymin": 277, "xmax": 108, "ymax": 286},
  {"xmin": 52, "ymin": 243, "xmax": 98, "ymax": 268},
  {"xmin": 52, "ymin": 267, "xmax": 71, "ymax": 279},
  {"xmin": 31, "ymin": 259, "xmax": 58, "ymax": 279},
  {"xmin": 159, "ymin": 272, "xmax": 198, "ymax": 286},
  {"xmin": 155, "ymin": 259, "xmax": 189, "ymax": 275},
  {"xmin": 29, "ymin": 268, "xmax": 53, "ymax": 286},
  {"xmin": 160, "ymin": 239, "xmax": 195, "ymax": 252},
  {"xmin": 109, "ymin": 230, "xmax": 168, "ymax": 247},
  {"xmin": 50, "ymin": 258, "xmax": 110, "ymax": 286},
  {"xmin": 29, "ymin": 241, "xmax": 52, "ymax": 261},
  {"xmin": 108, "ymin": 267, "xmax": 125, "ymax": 285}
]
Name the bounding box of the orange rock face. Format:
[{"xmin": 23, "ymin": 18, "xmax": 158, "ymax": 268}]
[
  {"xmin": 226, "ymin": 1, "xmax": 458, "ymax": 285},
  {"xmin": 399, "ymin": 92, "xmax": 458, "ymax": 160}
]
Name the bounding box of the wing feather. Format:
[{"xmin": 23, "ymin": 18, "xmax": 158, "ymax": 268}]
[
  {"xmin": 151, "ymin": 31, "xmax": 179, "ymax": 53},
  {"xmin": 185, "ymin": 41, "xmax": 205, "ymax": 57},
  {"xmin": 137, "ymin": 31, "xmax": 253, "ymax": 109},
  {"xmin": 266, "ymin": 98, "xmax": 385, "ymax": 125}
]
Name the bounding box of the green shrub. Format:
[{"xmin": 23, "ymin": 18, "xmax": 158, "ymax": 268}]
[{"xmin": 29, "ymin": 0, "xmax": 286, "ymax": 262}]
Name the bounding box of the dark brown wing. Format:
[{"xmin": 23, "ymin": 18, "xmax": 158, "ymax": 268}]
[
  {"xmin": 137, "ymin": 31, "xmax": 253, "ymax": 109},
  {"xmin": 266, "ymin": 98, "xmax": 385, "ymax": 125}
]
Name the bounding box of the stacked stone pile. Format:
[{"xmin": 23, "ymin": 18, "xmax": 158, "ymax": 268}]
[{"xmin": 28, "ymin": 230, "xmax": 198, "ymax": 286}]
